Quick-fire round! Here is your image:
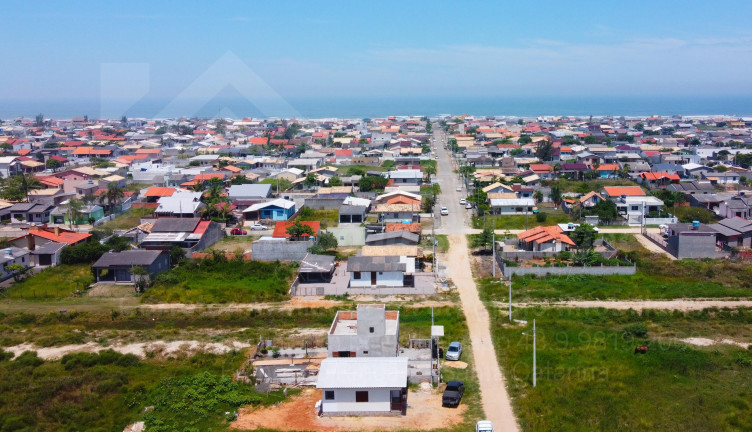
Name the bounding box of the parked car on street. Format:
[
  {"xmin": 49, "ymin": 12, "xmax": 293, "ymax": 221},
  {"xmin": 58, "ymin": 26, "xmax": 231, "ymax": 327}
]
[
  {"xmin": 440, "ymin": 207, "xmax": 449, "ymax": 216},
  {"xmin": 446, "ymin": 341, "xmax": 462, "ymax": 361},
  {"xmin": 459, "ymin": 199, "xmax": 466, "ymax": 205},
  {"xmin": 248, "ymin": 223, "xmax": 267, "ymax": 231},
  {"xmin": 465, "ymin": 202, "xmax": 473, "ymax": 210},
  {"xmin": 456, "ymin": 186, "xmax": 462, "ymax": 192},
  {"xmin": 230, "ymin": 228, "xmax": 247, "ymax": 235},
  {"xmin": 442, "ymin": 381, "xmax": 465, "ymax": 407},
  {"xmin": 476, "ymin": 420, "xmax": 495, "ymax": 432}
]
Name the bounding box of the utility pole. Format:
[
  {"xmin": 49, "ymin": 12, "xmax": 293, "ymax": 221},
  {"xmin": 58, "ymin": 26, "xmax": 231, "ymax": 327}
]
[
  {"xmin": 508, "ymin": 280, "xmax": 512, "ymax": 322},
  {"xmin": 492, "ymin": 231, "xmax": 495, "ymax": 277},
  {"xmin": 533, "ymin": 319, "xmax": 537, "ymax": 388}
]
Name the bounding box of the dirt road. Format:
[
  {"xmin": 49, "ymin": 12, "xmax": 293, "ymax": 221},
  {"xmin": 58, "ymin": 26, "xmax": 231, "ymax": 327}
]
[
  {"xmin": 512, "ymin": 299, "xmax": 752, "ymax": 311},
  {"xmin": 433, "ymin": 128, "xmax": 519, "ymax": 431},
  {"xmin": 635, "ymin": 233, "xmax": 676, "ymax": 260}
]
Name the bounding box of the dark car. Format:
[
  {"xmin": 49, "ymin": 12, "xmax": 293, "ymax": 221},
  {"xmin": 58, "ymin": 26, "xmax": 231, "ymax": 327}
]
[{"xmin": 442, "ymin": 380, "xmax": 465, "ymax": 407}]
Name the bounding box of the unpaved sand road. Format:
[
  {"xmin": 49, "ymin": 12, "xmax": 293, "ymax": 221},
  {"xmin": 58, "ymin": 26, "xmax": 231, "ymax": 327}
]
[
  {"xmin": 446, "ymin": 235, "xmax": 519, "ymax": 432},
  {"xmin": 635, "ymin": 234, "xmax": 677, "ymax": 260},
  {"xmin": 5, "ymin": 339, "xmax": 251, "ymax": 360},
  {"xmin": 231, "ymin": 386, "xmax": 466, "ymax": 431},
  {"xmin": 511, "ymin": 299, "xmax": 752, "ymax": 312}
]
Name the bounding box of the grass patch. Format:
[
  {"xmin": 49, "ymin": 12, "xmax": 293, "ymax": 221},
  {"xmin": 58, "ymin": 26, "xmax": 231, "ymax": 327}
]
[
  {"xmin": 420, "ymin": 234, "xmax": 449, "ymax": 253},
  {"xmin": 335, "ymin": 164, "xmax": 387, "ymax": 175},
  {"xmin": 473, "ymin": 208, "xmax": 572, "ymax": 230},
  {"xmin": 297, "ymin": 208, "xmax": 339, "ymax": 228},
  {"xmin": 0, "ymin": 348, "xmax": 284, "ymax": 432},
  {"xmin": 671, "ymin": 206, "xmax": 717, "ymax": 224},
  {"xmin": 145, "ymin": 258, "xmax": 296, "ymax": 303},
  {"xmin": 96, "ymin": 207, "xmax": 155, "ymax": 232},
  {"xmin": 4, "ymin": 264, "xmax": 94, "ymax": 300},
  {"xmin": 489, "ymin": 306, "xmax": 752, "ymax": 431}
]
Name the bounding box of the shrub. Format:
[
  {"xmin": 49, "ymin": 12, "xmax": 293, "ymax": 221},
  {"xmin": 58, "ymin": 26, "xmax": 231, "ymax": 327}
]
[
  {"xmin": 60, "ymin": 242, "xmax": 109, "ymax": 264},
  {"xmin": 0, "ymin": 349, "xmax": 13, "ymax": 362},
  {"xmin": 536, "ymin": 212, "xmax": 548, "ymax": 222},
  {"xmin": 13, "ymin": 351, "xmax": 43, "ymax": 368},
  {"xmin": 622, "ymin": 323, "xmax": 649, "ymax": 338}
]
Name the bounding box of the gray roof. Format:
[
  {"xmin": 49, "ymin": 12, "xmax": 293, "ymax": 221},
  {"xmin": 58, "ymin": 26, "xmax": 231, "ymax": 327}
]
[
  {"xmin": 151, "ymin": 218, "xmax": 200, "ymax": 233},
  {"xmin": 227, "ymin": 184, "xmax": 272, "ymax": 199},
  {"xmin": 92, "ymin": 250, "xmax": 165, "ymax": 268},
  {"xmin": 347, "ymin": 256, "xmax": 406, "ymax": 272},
  {"xmin": 339, "ymin": 205, "xmax": 367, "ymax": 216},
  {"xmin": 316, "ymin": 357, "xmax": 408, "ymax": 389},
  {"xmin": 668, "ymin": 223, "xmax": 717, "ymax": 234},
  {"xmin": 30, "ymin": 242, "xmax": 66, "ymax": 255},
  {"xmin": 717, "ymin": 217, "xmax": 752, "ymax": 233},
  {"xmin": 365, "ymin": 230, "xmax": 420, "ymax": 244},
  {"xmin": 299, "ymin": 253, "xmax": 335, "ymax": 273},
  {"xmin": 0, "ymin": 247, "xmax": 30, "ymax": 265}
]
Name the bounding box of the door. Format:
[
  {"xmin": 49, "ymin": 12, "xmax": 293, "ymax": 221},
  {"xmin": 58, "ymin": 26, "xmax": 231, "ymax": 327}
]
[
  {"xmin": 370, "ymin": 272, "xmax": 377, "ymax": 286},
  {"xmin": 390, "ymin": 390, "xmax": 402, "ymax": 412}
]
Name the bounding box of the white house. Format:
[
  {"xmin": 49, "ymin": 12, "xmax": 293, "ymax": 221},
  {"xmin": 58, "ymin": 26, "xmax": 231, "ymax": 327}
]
[
  {"xmin": 488, "ymin": 197, "xmax": 535, "ymax": 215},
  {"xmin": 0, "ymin": 247, "xmax": 31, "ymax": 281},
  {"xmin": 316, "ymin": 357, "xmax": 408, "ymax": 416},
  {"xmin": 347, "ymin": 256, "xmax": 415, "ymax": 288},
  {"xmin": 327, "ymin": 304, "xmax": 399, "ymax": 358}
]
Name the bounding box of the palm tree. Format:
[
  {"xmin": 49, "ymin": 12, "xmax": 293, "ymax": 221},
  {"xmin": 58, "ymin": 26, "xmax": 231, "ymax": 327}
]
[
  {"xmin": 99, "ymin": 183, "xmax": 125, "ymax": 216},
  {"xmin": 65, "ymin": 197, "xmax": 84, "ymax": 229}
]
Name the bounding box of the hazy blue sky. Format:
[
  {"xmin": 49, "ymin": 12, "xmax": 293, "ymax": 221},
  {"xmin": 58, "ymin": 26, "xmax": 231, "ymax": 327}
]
[{"xmin": 3, "ymin": 0, "xmax": 752, "ymax": 102}]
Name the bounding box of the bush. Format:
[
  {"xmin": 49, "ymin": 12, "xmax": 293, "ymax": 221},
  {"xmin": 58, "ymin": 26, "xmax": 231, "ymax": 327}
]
[
  {"xmin": 13, "ymin": 351, "xmax": 43, "ymax": 368},
  {"xmin": 0, "ymin": 349, "xmax": 12, "ymax": 362},
  {"xmin": 60, "ymin": 241, "xmax": 109, "ymax": 264},
  {"xmin": 61, "ymin": 350, "xmax": 140, "ymax": 370},
  {"xmin": 536, "ymin": 212, "xmax": 548, "ymax": 222},
  {"xmin": 623, "ymin": 323, "xmax": 649, "ymax": 338}
]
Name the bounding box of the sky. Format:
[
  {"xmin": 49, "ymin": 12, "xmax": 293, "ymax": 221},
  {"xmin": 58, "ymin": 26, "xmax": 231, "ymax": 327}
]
[{"xmin": 2, "ymin": 0, "xmax": 752, "ymax": 107}]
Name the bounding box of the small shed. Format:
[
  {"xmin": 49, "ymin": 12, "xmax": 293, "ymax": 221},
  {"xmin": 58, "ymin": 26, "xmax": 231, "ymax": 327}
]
[
  {"xmin": 339, "ymin": 205, "xmax": 367, "ymax": 224},
  {"xmin": 92, "ymin": 250, "xmax": 170, "ymax": 284},
  {"xmin": 316, "ymin": 357, "xmax": 408, "ymax": 416}
]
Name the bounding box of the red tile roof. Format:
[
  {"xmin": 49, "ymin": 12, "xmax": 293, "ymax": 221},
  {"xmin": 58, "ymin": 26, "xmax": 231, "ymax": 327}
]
[
  {"xmin": 19, "ymin": 227, "xmax": 92, "ymax": 245},
  {"xmin": 272, "ymin": 221, "xmax": 320, "ymax": 238},
  {"xmin": 144, "ymin": 187, "xmax": 175, "ymax": 197},
  {"xmin": 603, "ymin": 186, "xmax": 646, "ymax": 197}
]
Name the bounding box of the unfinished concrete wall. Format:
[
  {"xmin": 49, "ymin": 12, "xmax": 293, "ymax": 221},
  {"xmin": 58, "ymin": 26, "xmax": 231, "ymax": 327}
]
[
  {"xmin": 668, "ymin": 232, "xmax": 718, "ymax": 259},
  {"xmin": 327, "ymin": 226, "xmax": 366, "ymax": 247},
  {"xmin": 251, "ymin": 239, "xmax": 314, "ymax": 262}
]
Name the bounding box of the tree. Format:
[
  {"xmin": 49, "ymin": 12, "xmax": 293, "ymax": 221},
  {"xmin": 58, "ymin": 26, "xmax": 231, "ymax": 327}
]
[
  {"xmin": 549, "ymin": 184, "xmax": 562, "ymax": 208},
  {"xmin": 6, "ymin": 263, "xmax": 28, "ymax": 282},
  {"xmin": 570, "ymin": 223, "xmax": 597, "ymax": 251},
  {"xmin": 423, "ymin": 164, "xmax": 436, "ymax": 181},
  {"xmin": 170, "ymin": 245, "xmax": 186, "ymax": 265},
  {"xmin": 99, "ymin": 182, "xmax": 125, "ymax": 216},
  {"xmin": 586, "ymin": 199, "xmax": 618, "ymax": 223},
  {"xmin": 260, "ymin": 177, "xmax": 292, "ymax": 194},
  {"xmin": 286, "ymin": 220, "xmax": 315, "ymax": 241},
  {"xmin": 518, "ymin": 135, "xmax": 532, "ymax": 144},
  {"xmin": 65, "ymin": 198, "xmax": 84, "ymax": 228},
  {"xmin": 471, "ymin": 228, "xmax": 494, "ymax": 250},
  {"xmin": 534, "ymin": 141, "xmax": 554, "ymax": 161},
  {"xmin": 533, "ymin": 190, "xmax": 543, "ymax": 203},
  {"xmin": 283, "ymin": 123, "xmax": 302, "ymax": 139},
  {"xmin": 634, "ymin": 122, "xmax": 644, "ymax": 131},
  {"xmin": 303, "ymin": 173, "xmax": 318, "ymax": 188},
  {"xmin": 328, "ymin": 176, "xmax": 343, "ymax": 187},
  {"xmin": 46, "ymin": 158, "xmax": 62, "ymax": 171},
  {"xmin": 421, "ymin": 195, "xmax": 436, "ymax": 213},
  {"xmin": 131, "ymin": 265, "xmax": 149, "ymax": 293},
  {"xmin": 358, "ymin": 176, "xmax": 388, "ymax": 192},
  {"xmin": 309, "ymin": 231, "xmax": 338, "ymax": 254},
  {"xmin": 0, "ymin": 173, "xmax": 42, "ymax": 202},
  {"xmin": 35, "ymin": 113, "xmax": 44, "ymax": 127}
]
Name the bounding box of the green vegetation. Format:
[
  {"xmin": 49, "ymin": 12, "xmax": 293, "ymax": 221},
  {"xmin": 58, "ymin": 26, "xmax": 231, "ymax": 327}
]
[
  {"xmin": 145, "ymin": 258, "xmax": 295, "ymax": 303},
  {"xmin": 0, "ymin": 348, "xmax": 284, "ymax": 432},
  {"xmin": 336, "ymin": 164, "xmax": 387, "ymax": 176},
  {"xmin": 297, "ymin": 208, "xmax": 339, "ymax": 228},
  {"xmin": 96, "ymin": 207, "xmax": 155, "ymax": 233},
  {"xmin": 435, "ymin": 234, "xmax": 449, "ymax": 253},
  {"xmin": 4, "ymin": 264, "xmax": 94, "ymax": 299},
  {"xmin": 473, "ymin": 208, "xmax": 571, "ymax": 230},
  {"xmin": 672, "ymin": 206, "xmax": 717, "ymax": 224},
  {"xmin": 489, "ymin": 306, "xmax": 752, "ymax": 431}
]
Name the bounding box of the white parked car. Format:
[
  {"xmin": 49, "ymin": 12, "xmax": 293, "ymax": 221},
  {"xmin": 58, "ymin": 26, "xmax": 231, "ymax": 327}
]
[
  {"xmin": 248, "ymin": 223, "xmax": 267, "ymax": 231},
  {"xmin": 456, "ymin": 186, "xmax": 462, "ymax": 192},
  {"xmin": 465, "ymin": 202, "xmax": 473, "ymax": 209},
  {"xmin": 440, "ymin": 207, "xmax": 449, "ymax": 216},
  {"xmin": 446, "ymin": 341, "xmax": 462, "ymax": 361},
  {"xmin": 459, "ymin": 198, "xmax": 466, "ymax": 205},
  {"xmin": 476, "ymin": 420, "xmax": 494, "ymax": 432}
]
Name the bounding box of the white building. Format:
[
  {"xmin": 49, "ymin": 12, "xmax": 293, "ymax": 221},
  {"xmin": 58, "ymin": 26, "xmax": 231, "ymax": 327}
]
[
  {"xmin": 488, "ymin": 197, "xmax": 535, "ymax": 215},
  {"xmin": 316, "ymin": 357, "xmax": 408, "ymax": 416},
  {"xmin": 327, "ymin": 304, "xmax": 399, "ymax": 358},
  {"xmin": 347, "ymin": 256, "xmax": 415, "ymax": 288}
]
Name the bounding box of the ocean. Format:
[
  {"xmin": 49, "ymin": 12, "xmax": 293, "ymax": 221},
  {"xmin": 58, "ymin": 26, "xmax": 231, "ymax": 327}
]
[{"xmin": 1, "ymin": 95, "xmax": 751, "ymax": 120}]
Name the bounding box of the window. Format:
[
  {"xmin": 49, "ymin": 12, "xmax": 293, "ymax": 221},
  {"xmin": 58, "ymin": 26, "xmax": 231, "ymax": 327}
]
[
  {"xmin": 369, "ymin": 327, "xmax": 374, "ymax": 333},
  {"xmin": 631, "ymin": 206, "xmax": 639, "ymax": 211},
  {"xmin": 355, "ymin": 391, "xmax": 369, "ymax": 402},
  {"xmin": 354, "ymin": 272, "xmax": 361, "ymax": 279},
  {"xmin": 324, "ymin": 391, "xmax": 335, "ymax": 400},
  {"xmin": 362, "ymin": 350, "xmax": 368, "ymax": 354}
]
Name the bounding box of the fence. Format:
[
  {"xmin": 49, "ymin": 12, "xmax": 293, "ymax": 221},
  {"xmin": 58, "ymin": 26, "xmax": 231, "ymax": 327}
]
[{"xmin": 498, "ymin": 262, "xmax": 636, "ymax": 278}]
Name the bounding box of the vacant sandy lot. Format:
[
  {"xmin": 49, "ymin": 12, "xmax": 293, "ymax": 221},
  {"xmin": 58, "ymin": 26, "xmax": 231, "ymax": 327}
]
[{"xmin": 231, "ymin": 386, "xmax": 466, "ymax": 431}]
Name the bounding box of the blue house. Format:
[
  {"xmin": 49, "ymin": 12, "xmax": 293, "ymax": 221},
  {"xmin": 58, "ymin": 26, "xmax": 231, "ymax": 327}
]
[{"xmin": 243, "ymin": 198, "xmax": 296, "ymax": 221}]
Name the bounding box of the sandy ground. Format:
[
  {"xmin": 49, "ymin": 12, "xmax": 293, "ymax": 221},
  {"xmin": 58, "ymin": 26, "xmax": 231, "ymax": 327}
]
[
  {"xmin": 139, "ymin": 297, "xmax": 455, "ymax": 312},
  {"xmin": 511, "ymin": 299, "xmax": 752, "ymax": 311},
  {"xmin": 231, "ymin": 386, "xmax": 465, "ymax": 431},
  {"xmin": 443, "ymin": 360, "xmax": 468, "ymax": 369},
  {"xmin": 680, "ymin": 337, "xmax": 751, "ymax": 349},
  {"xmin": 635, "ymin": 234, "xmax": 677, "ymax": 260},
  {"xmin": 5, "ymin": 339, "xmax": 251, "ymax": 360}
]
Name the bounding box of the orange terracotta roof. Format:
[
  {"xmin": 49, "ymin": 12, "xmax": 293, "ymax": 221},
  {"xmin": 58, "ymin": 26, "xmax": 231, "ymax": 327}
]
[
  {"xmin": 193, "ymin": 173, "xmax": 225, "ymax": 181},
  {"xmin": 385, "ymin": 223, "xmax": 422, "ymax": 233},
  {"xmin": 517, "ymin": 225, "xmax": 575, "ymax": 246},
  {"xmin": 144, "ymin": 187, "xmax": 175, "ymax": 197},
  {"xmin": 603, "ymin": 186, "xmax": 646, "ymax": 197},
  {"xmin": 72, "ymin": 147, "xmax": 112, "ymax": 156},
  {"xmin": 135, "ymin": 148, "xmax": 161, "ymax": 155},
  {"xmin": 596, "ymin": 163, "xmax": 620, "ymax": 171},
  {"xmin": 21, "ymin": 227, "xmax": 92, "ymax": 245},
  {"xmin": 223, "ymin": 165, "xmax": 242, "ymax": 173}
]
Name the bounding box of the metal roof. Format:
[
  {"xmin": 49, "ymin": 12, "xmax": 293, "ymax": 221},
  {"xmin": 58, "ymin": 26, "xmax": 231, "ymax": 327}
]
[
  {"xmin": 299, "ymin": 253, "xmax": 335, "ymax": 273},
  {"xmin": 151, "ymin": 218, "xmax": 201, "ymax": 233},
  {"xmin": 316, "ymin": 357, "xmax": 408, "ymax": 389},
  {"xmin": 347, "ymin": 256, "xmax": 406, "ymax": 272},
  {"xmin": 92, "ymin": 250, "xmax": 165, "ymax": 268}
]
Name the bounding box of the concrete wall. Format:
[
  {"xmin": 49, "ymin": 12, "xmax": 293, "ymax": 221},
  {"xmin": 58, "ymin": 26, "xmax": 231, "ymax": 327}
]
[
  {"xmin": 327, "ymin": 226, "xmax": 366, "ymax": 247},
  {"xmin": 251, "ymin": 239, "xmax": 314, "ymax": 262},
  {"xmin": 328, "ymin": 333, "xmax": 399, "ymax": 358},
  {"xmin": 194, "ymin": 221, "xmax": 225, "ymax": 252},
  {"xmin": 304, "ymin": 198, "xmax": 343, "ymax": 210},
  {"xmin": 500, "ymin": 262, "xmax": 636, "ymax": 278},
  {"xmin": 668, "ymin": 232, "xmax": 718, "ymax": 259},
  {"xmin": 321, "ymin": 388, "xmax": 396, "ymax": 415}
]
